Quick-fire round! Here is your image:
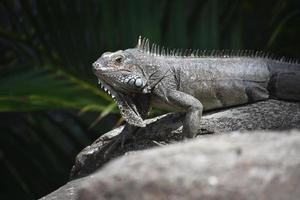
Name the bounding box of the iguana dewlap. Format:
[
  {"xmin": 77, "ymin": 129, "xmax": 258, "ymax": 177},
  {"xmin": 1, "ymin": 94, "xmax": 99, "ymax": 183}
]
[{"xmin": 93, "ymin": 36, "xmax": 300, "ymax": 137}]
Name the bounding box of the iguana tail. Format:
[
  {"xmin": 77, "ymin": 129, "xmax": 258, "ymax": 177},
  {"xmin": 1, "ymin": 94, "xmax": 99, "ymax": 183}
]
[{"xmin": 267, "ymin": 59, "xmax": 300, "ymax": 101}]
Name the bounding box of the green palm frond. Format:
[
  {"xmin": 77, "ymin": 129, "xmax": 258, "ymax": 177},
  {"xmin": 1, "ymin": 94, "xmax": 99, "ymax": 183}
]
[{"xmin": 0, "ymin": 67, "xmax": 114, "ymax": 112}]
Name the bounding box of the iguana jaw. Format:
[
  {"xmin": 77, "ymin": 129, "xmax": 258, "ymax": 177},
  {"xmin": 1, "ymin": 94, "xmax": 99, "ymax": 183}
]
[{"xmin": 97, "ymin": 79, "xmax": 146, "ymax": 127}]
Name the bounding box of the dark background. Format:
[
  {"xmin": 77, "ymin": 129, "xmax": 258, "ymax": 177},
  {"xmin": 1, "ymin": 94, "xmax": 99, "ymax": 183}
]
[{"xmin": 0, "ymin": 0, "xmax": 299, "ymax": 199}]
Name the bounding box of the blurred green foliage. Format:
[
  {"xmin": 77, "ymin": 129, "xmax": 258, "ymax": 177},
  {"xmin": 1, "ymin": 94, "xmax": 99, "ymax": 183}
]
[{"xmin": 0, "ymin": 0, "xmax": 299, "ymax": 199}]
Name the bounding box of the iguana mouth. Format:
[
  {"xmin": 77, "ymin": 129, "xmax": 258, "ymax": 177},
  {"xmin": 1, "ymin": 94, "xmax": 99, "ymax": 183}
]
[{"xmin": 97, "ymin": 79, "xmax": 146, "ymax": 127}]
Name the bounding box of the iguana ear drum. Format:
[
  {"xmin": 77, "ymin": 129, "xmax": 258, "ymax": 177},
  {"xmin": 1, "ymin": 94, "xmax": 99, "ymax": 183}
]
[{"xmin": 134, "ymin": 78, "xmax": 143, "ymax": 87}]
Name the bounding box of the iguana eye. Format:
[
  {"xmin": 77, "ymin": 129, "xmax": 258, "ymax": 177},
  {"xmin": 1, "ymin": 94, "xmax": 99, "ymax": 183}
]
[{"xmin": 114, "ymin": 56, "xmax": 123, "ymax": 64}]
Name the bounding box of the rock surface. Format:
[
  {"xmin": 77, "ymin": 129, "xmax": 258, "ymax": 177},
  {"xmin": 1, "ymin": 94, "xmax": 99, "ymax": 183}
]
[
  {"xmin": 41, "ymin": 130, "xmax": 300, "ymax": 200},
  {"xmin": 40, "ymin": 100, "xmax": 300, "ymax": 200},
  {"xmin": 40, "ymin": 177, "xmax": 88, "ymax": 200},
  {"xmin": 78, "ymin": 131, "xmax": 300, "ymax": 200},
  {"xmin": 70, "ymin": 100, "xmax": 300, "ymax": 179}
]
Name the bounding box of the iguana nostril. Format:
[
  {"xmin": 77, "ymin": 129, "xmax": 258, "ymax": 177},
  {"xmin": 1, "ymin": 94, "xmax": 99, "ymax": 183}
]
[{"xmin": 92, "ymin": 62, "xmax": 101, "ymax": 72}]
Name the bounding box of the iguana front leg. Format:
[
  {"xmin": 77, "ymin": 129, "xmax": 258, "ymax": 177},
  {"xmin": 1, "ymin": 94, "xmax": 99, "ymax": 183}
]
[{"xmin": 166, "ymin": 89, "xmax": 203, "ymax": 138}]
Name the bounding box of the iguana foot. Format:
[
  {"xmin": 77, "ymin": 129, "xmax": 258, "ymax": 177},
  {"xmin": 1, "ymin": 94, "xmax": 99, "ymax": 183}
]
[{"xmin": 102, "ymin": 124, "xmax": 138, "ymax": 159}]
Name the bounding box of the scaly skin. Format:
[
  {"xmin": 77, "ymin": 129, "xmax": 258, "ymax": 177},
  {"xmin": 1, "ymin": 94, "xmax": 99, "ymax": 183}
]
[{"xmin": 93, "ymin": 37, "xmax": 300, "ymax": 138}]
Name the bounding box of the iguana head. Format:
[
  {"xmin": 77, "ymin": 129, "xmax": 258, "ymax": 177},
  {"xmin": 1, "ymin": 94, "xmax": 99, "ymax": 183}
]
[
  {"xmin": 92, "ymin": 42, "xmax": 152, "ymax": 127},
  {"xmin": 93, "ymin": 50, "xmax": 151, "ymax": 94}
]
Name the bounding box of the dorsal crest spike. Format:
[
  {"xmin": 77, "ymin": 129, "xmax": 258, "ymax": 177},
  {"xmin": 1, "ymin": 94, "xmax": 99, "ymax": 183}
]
[
  {"xmin": 171, "ymin": 49, "xmax": 175, "ymax": 56},
  {"xmin": 144, "ymin": 38, "xmax": 147, "ymax": 50},
  {"xmin": 137, "ymin": 35, "xmax": 142, "ymax": 48},
  {"xmin": 178, "ymin": 49, "xmax": 182, "ymax": 57},
  {"xmin": 151, "ymin": 43, "xmax": 155, "ymax": 54},
  {"xmin": 156, "ymin": 44, "xmax": 159, "ymax": 56},
  {"xmin": 145, "ymin": 39, "xmax": 150, "ymax": 53},
  {"xmin": 174, "ymin": 49, "xmax": 179, "ymax": 57},
  {"xmin": 161, "ymin": 46, "xmax": 165, "ymax": 56},
  {"xmin": 255, "ymin": 51, "xmax": 259, "ymax": 57},
  {"xmin": 183, "ymin": 49, "xmax": 188, "ymax": 57},
  {"xmin": 195, "ymin": 49, "xmax": 199, "ymax": 57},
  {"xmin": 191, "ymin": 50, "xmax": 197, "ymax": 57},
  {"xmin": 154, "ymin": 44, "xmax": 157, "ymax": 56},
  {"xmin": 211, "ymin": 50, "xmax": 215, "ymax": 57}
]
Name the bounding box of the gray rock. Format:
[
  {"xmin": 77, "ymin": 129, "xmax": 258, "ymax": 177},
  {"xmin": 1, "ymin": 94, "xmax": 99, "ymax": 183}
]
[
  {"xmin": 70, "ymin": 100, "xmax": 300, "ymax": 179},
  {"xmin": 78, "ymin": 130, "xmax": 300, "ymax": 200},
  {"xmin": 40, "ymin": 177, "xmax": 88, "ymax": 200}
]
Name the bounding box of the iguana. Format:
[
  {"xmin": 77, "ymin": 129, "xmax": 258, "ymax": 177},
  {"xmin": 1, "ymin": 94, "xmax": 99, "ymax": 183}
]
[{"xmin": 93, "ymin": 36, "xmax": 300, "ymax": 141}]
